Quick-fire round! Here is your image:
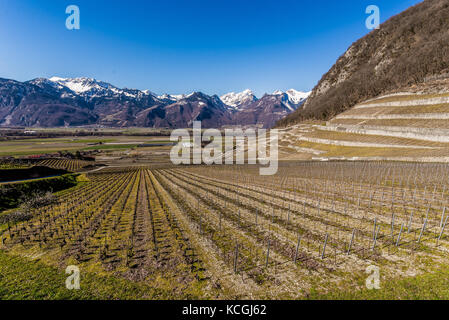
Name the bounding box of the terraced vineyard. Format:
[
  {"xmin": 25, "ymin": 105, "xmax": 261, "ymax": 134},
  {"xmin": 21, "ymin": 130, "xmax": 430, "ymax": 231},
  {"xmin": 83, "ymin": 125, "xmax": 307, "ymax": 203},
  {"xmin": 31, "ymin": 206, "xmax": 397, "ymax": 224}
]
[
  {"xmin": 279, "ymin": 88, "xmax": 449, "ymax": 161},
  {"xmin": 2, "ymin": 161, "xmax": 449, "ymax": 299}
]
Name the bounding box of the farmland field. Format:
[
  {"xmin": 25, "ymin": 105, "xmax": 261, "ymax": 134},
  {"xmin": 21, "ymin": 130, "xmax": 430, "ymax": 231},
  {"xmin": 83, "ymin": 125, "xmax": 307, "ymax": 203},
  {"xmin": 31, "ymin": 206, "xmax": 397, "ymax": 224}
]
[
  {"xmin": 2, "ymin": 146, "xmax": 449, "ymax": 299},
  {"xmin": 0, "ymin": 135, "xmax": 172, "ymax": 156}
]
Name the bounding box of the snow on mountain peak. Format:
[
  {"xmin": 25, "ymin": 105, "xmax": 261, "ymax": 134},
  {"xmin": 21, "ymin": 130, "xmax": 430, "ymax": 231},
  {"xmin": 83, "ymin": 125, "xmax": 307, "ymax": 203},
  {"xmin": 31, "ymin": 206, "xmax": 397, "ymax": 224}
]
[
  {"xmin": 273, "ymin": 89, "xmax": 311, "ymax": 104},
  {"xmin": 157, "ymin": 93, "xmax": 192, "ymax": 102},
  {"xmin": 142, "ymin": 89, "xmax": 156, "ymax": 96},
  {"xmin": 48, "ymin": 77, "xmax": 153, "ymax": 100},
  {"xmin": 220, "ymin": 89, "xmax": 257, "ymax": 108},
  {"xmin": 48, "ymin": 77, "xmax": 116, "ymax": 94},
  {"xmin": 285, "ymin": 89, "xmax": 311, "ymax": 104},
  {"xmin": 31, "ymin": 78, "xmax": 64, "ymax": 89},
  {"xmin": 44, "ymin": 77, "xmax": 310, "ymax": 112},
  {"xmin": 49, "ymin": 76, "xmax": 66, "ymax": 82}
]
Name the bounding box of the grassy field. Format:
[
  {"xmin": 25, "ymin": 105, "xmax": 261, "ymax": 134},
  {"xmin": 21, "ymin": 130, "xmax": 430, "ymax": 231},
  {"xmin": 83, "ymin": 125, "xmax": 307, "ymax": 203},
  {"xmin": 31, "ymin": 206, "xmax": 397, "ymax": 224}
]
[
  {"xmin": 2, "ymin": 249, "xmax": 449, "ymax": 300},
  {"xmin": 0, "ymin": 136, "xmax": 171, "ymax": 156},
  {"xmin": 311, "ymin": 266, "xmax": 449, "ymax": 300},
  {"xmin": 0, "ymin": 251, "xmax": 177, "ymax": 300},
  {"xmin": 10, "ymin": 127, "xmax": 172, "ymax": 135}
]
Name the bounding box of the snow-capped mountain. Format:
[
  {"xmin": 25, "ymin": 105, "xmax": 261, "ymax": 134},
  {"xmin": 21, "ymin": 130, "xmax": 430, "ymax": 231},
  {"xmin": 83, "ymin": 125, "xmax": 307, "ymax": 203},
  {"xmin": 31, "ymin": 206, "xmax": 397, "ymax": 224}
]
[
  {"xmin": 228, "ymin": 92, "xmax": 310, "ymax": 128},
  {"xmin": 283, "ymin": 89, "xmax": 311, "ymax": 104},
  {"xmin": 220, "ymin": 89, "xmax": 258, "ymax": 110},
  {"xmin": 220, "ymin": 89, "xmax": 310, "ymax": 111},
  {"xmin": 136, "ymin": 92, "xmax": 231, "ymax": 128},
  {"xmin": 27, "ymin": 78, "xmax": 79, "ymax": 99},
  {"xmin": 49, "ymin": 77, "xmax": 110, "ymax": 94},
  {"xmin": 157, "ymin": 93, "xmax": 194, "ymax": 102},
  {"xmin": 273, "ymin": 89, "xmax": 310, "ymax": 104},
  {"xmin": 29, "ymin": 78, "xmax": 67, "ymax": 91},
  {"xmin": 271, "ymin": 89, "xmax": 311, "ymax": 111},
  {"xmin": 48, "ymin": 77, "xmax": 156, "ymax": 101},
  {"xmin": 0, "ymin": 76, "xmax": 309, "ymax": 128}
]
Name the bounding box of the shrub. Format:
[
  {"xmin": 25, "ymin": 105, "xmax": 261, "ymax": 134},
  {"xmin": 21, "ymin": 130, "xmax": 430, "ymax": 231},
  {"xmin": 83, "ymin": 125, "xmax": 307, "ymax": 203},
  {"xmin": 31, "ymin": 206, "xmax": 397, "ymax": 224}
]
[
  {"xmin": 21, "ymin": 191, "xmax": 57, "ymax": 209},
  {"xmin": 0, "ymin": 210, "xmax": 33, "ymax": 225}
]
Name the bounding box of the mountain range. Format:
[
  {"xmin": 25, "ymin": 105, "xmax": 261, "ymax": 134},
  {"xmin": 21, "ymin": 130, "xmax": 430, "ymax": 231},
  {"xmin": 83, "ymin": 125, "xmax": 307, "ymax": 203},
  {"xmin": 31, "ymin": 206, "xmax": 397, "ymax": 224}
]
[{"xmin": 0, "ymin": 77, "xmax": 309, "ymax": 128}]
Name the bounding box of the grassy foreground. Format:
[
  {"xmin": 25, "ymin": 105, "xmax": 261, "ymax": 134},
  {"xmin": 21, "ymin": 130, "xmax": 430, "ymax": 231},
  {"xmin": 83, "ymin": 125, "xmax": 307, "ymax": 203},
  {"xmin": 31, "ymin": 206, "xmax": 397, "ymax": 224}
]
[
  {"xmin": 310, "ymin": 270, "xmax": 449, "ymax": 300},
  {"xmin": 1, "ymin": 249, "xmax": 449, "ymax": 300},
  {"xmin": 0, "ymin": 251, "xmax": 175, "ymax": 300}
]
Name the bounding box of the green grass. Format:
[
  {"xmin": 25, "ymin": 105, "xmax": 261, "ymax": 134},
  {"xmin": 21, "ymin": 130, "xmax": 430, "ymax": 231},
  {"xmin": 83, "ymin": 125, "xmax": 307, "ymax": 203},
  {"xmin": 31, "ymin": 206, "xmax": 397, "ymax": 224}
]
[
  {"xmin": 3, "ymin": 247, "xmax": 449, "ymax": 300},
  {"xmin": 65, "ymin": 139, "xmax": 116, "ymax": 144},
  {"xmin": 82, "ymin": 144, "xmax": 139, "ymax": 151},
  {"xmin": 0, "ymin": 164, "xmax": 31, "ymax": 169},
  {"xmin": 0, "ymin": 144, "xmax": 136, "ymax": 156},
  {"xmin": 0, "ymin": 251, "xmax": 174, "ymax": 300},
  {"xmin": 0, "ymin": 149, "xmax": 78, "ymax": 157},
  {"xmin": 137, "ymin": 140, "xmax": 173, "ymax": 144},
  {"xmin": 309, "ymin": 268, "xmax": 449, "ymax": 300},
  {"xmin": 2, "ymin": 138, "xmax": 114, "ymax": 144},
  {"xmin": 0, "ymin": 135, "xmax": 171, "ymax": 157}
]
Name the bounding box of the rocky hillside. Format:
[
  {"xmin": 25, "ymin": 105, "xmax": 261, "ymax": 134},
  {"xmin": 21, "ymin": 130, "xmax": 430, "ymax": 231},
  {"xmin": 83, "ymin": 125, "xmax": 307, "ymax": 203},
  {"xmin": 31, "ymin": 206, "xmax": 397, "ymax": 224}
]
[
  {"xmin": 278, "ymin": 0, "xmax": 449, "ymax": 127},
  {"xmin": 0, "ymin": 77, "xmax": 308, "ymax": 128}
]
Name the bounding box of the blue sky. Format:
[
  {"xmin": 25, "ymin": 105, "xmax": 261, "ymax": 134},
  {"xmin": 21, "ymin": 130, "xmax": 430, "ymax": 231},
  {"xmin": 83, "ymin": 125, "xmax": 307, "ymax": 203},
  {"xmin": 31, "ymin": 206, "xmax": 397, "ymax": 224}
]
[{"xmin": 0, "ymin": 0, "xmax": 422, "ymax": 96}]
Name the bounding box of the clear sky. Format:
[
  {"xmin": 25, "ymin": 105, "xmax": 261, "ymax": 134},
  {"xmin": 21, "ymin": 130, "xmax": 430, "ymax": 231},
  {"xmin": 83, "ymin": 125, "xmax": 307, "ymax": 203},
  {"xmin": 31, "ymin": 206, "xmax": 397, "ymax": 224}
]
[{"xmin": 0, "ymin": 0, "xmax": 422, "ymax": 97}]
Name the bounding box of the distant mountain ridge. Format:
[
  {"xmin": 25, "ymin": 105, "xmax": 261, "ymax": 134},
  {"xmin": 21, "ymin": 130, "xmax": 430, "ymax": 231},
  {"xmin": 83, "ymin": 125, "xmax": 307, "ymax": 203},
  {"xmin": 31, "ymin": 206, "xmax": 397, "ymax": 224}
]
[
  {"xmin": 220, "ymin": 90, "xmax": 258, "ymax": 110},
  {"xmin": 0, "ymin": 77, "xmax": 310, "ymax": 128}
]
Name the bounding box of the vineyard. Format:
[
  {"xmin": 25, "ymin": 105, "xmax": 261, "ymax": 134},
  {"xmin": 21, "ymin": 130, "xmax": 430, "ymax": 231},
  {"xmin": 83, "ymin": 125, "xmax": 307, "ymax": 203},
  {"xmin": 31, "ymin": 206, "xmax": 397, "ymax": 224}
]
[
  {"xmin": 36, "ymin": 159, "xmax": 94, "ymax": 172},
  {"xmin": 279, "ymin": 90, "xmax": 449, "ymax": 162},
  {"xmin": 2, "ymin": 161, "xmax": 449, "ymax": 299}
]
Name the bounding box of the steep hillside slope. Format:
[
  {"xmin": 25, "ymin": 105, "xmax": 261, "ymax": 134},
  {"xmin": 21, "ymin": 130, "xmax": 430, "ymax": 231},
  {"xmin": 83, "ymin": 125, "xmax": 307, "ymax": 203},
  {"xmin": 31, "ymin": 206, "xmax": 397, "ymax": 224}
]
[{"xmin": 278, "ymin": 0, "xmax": 449, "ymax": 127}]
